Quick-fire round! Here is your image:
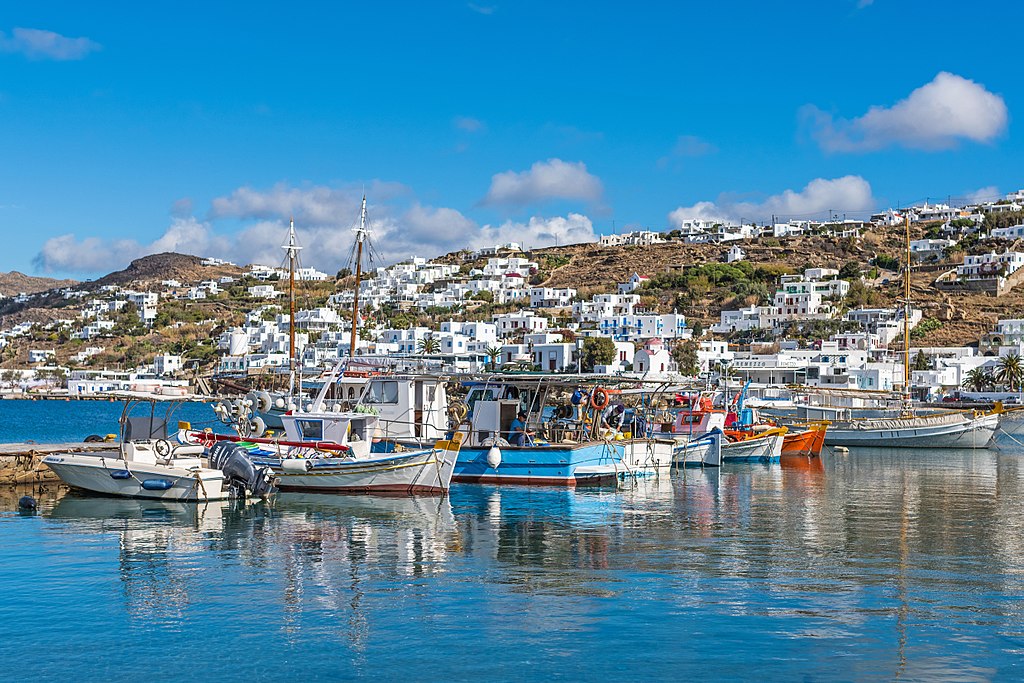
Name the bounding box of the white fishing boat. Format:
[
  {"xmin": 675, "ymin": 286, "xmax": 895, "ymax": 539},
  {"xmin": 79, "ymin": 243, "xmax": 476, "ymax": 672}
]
[
  {"xmin": 720, "ymin": 431, "xmax": 784, "ymax": 464},
  {"xmin": 618, "ymin": 437, "xmax": 676, "ymax": 475},
  {"xmin": 823, "ymin": 411, "xmax": 998, "ymax": 448},
  {"xmin": 672, "ymin": 429, "xmax": 723, "ymax": 467},
  {"xmin": 193, "ymin": 411, "xmax": 460, "ymax": 495},
  {"xmin": 43, "ymin": 393, "xmax": 275, "ymax": 502}
]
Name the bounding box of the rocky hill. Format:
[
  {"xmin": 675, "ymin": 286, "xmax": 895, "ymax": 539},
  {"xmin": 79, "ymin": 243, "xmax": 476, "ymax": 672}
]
[
  {"xmin": 0, "ymin": 272, "xmax": 76, "ymax": 297},
  {"xmin": 90, "ymin": 253, "xmax": 244, "ymax": 288}
]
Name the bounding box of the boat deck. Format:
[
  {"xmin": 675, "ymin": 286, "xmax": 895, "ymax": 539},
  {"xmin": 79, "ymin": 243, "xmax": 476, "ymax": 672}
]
[{"xmin": 0, "ymin": 443, "xmax": 119, "ymax": 486}]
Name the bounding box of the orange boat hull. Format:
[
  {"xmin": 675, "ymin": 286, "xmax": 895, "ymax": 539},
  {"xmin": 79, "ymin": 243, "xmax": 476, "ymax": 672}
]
[{"xmin": 781, "ymin": 426, "xmax": 827, "ymax": 457}]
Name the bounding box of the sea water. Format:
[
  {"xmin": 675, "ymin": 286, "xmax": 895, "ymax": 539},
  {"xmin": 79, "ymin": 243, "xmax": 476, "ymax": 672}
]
[{"xmin": 2, "ymin": 401, "xmax": 1024, "ymax": 681}]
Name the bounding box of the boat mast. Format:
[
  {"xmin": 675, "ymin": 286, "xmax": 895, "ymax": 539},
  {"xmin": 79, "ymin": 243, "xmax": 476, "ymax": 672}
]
[
  {"xmin": 349, "ymin": 195, "xmax": 368, "ymax": 359},
  {"xmin": 283, "ymin": 218, "xmax": 302, "ymax": 399},
  {"xmin": 903, "ymin": 215, "xmax": 911, "ymax": 402}
]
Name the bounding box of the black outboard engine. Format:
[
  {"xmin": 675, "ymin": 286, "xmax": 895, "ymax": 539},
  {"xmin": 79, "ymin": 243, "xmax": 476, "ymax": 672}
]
[{"xmin": 209, "ymin": 442, "xmax": 276, "ymax": 499}]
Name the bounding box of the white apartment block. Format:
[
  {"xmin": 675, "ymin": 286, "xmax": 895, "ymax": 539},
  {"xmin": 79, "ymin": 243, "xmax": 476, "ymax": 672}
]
[
  {"xmin": 599, "ymin": 230, "xmax": 667, "ymax": 247},
  {"xmin": 957, "ymin": 251, "xmax": 1024, "ymax": 279},
  {"xmin": 529, "ymin": 287, "xmax": 576, "ymax": 308},
  {"xmin": 493, "ymin": 311, "xmax": 549, "ymax": 335},
  {"xmin": 573, "ymin": 294, "xmax": 640, "ymax": 322}
]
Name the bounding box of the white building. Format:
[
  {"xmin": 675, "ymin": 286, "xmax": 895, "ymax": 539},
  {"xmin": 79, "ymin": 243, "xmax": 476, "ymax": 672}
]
[
  {"xmin": 248, "ymin": 285, "xmax": 283, "ymax": 299},
  {"xmin": 28, "ymin": 349, "xmax": 55, "ymax": 364},
  {"xmin": 493, "ymin": 310, "xmax": 549, "ymax": 336},
  {"xmin": 599, "ymin": 230, "xmax": 667, "ymax": 247},
  {"xmin": 725, "ymin": 245, "xmax": 746, "ymax": 263},
  {"xmin": 957, "ymin": 251, "xmax": 1024, "ymax": 279},
  {"xmin": 990, "ymin": 224, "xmax": 1024, "ymax": 241},
  {"xmin": 153, "ymin": 354, "xmax": 183, "ymax": 376},
  {"xmin": 529, "ymin": 287, "xmax": 576, "ymax": 308}
]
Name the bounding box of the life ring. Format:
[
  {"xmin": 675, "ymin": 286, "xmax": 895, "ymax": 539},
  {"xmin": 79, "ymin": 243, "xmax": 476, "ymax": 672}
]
[{"xmin": 590, "ymin": 387, "xmax": 610, "ymax": 410}]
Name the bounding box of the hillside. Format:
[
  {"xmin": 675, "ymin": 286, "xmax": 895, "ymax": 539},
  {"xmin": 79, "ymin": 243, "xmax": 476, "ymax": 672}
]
[
  {"xmin": 0, "ymin": 272, "xmax": 76, "ymax": 297},
  {"xmin": 91, "ymin": 253, "xmax": 244, "ymax": 288},
  {"xmin": 2, "ymin": 226, "xmax": 1024, "ymax": 370}
]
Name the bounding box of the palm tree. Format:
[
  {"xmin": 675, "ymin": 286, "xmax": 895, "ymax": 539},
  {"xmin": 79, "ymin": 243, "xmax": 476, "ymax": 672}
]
[
  {"xmin": 996, "ymin": 354, "xmax": 1023, "ymax": 392},
  {"xmin": 484, "ymin": 345, "xmax": 503, "ymax": 371},
  {"xmin": 963, "ymin": 367, "xmax": 994, "ymax": 393},
  {"xmin": 417, "ymin": 335, "xmax": 440, "ymax": 355}
]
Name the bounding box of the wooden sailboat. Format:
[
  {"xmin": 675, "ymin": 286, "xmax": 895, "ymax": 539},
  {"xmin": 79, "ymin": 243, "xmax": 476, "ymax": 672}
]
[{"xmin": 824, "ymin": 217, "xmax": 998, "ymax": 448}]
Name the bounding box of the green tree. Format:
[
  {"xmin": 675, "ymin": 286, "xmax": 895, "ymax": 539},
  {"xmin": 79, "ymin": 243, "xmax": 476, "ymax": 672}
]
[
  {"xmin": 839, "ymin": 260, "xmax": 861, "ymax": 280},
  {"xmin": 418, "ymin": 335, "xmax": 441, "ymax": 355},
  {"xmin": 963, "ymin": 367, "xmax": 994, "ymax": 392},
  {"xmin": 671, "ymin": 339, "xmax": 700, "ymax": 376},
  {"xmin": 580, "ymin": 337, "xmax": 616, "ymax": 371},
  {"xmin": 996, "ymin": 354, "xmax": 1023, "ymax": 392},
  {"xmin": 484, "ymin": 344, "xmax": 503, "ymax": 371},
  {"xmin": 913, "ymin": 350, "xmax": 930, "ymax": 371}
]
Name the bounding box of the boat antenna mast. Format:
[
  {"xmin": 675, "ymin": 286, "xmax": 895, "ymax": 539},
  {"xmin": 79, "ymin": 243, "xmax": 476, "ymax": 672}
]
[
  {"xmin": 902, "ymin": 215, "xmax": 911, "ymax": 408},
  {"xmin": 349, "ymin": 195, "xmax": 370, "ymax": 359},
  {"xmin": 283, "ymin": 218, "xmax": 303, "ymax": 401}
]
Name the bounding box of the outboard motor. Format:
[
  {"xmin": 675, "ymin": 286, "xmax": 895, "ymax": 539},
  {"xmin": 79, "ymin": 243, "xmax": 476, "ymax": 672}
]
[{"xmin": 209, "ymin": 442, "xmax": 276, "ymax": 499}]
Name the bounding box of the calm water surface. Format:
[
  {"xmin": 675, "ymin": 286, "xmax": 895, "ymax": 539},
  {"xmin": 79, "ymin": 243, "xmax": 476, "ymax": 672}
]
[{"xmin": 2, "ymin": 402, "xmax": 1024, "ymax": 681}]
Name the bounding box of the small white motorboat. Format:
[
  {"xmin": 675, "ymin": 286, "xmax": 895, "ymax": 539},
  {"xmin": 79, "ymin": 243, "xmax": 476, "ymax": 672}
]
[{"xmin": 43, "ymin": 393, "xmax": 275, "ymax": 502}]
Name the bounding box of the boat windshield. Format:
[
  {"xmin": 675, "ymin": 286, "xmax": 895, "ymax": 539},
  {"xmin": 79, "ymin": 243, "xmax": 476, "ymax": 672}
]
[
  {"xmin": 296, "ymin": 419, "xmax": 324, "ymax": 441},
  {"xmin": 363, "ymin": 380, "xmax": 399, "ymax": 404}
]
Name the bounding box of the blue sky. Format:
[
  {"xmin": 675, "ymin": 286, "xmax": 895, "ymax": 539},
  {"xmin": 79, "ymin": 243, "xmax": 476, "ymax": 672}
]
[{"xmin": 1, "ymin": 1, "xmax": 1020, "ymax": 278}]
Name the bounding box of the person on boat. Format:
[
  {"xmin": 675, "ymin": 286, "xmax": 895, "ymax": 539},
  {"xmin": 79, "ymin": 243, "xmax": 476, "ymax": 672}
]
[
  {"xmin": 602, "ymin": 403, "xmax": 626, "ymax": 432},
  {"xmin": 510, "ymin": 411, "xmax": 535, "ymax": 446}
]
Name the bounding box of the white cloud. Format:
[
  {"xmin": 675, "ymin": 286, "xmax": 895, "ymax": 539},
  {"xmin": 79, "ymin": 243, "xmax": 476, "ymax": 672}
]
[
  {"xmin": 454, "ymin": 116, "xmax": 485, "ymax": 133},
  {"xmin": 805, "ymin": 72, "xmax": 1008, "ymax": 152},
  {"xmin": 34, "ymin": 217, "xmax": 232, "ymax": 274},
  {"xmin": 474, "ymin": 213, "xmax": 596, "ymax": 250},
  {"xmin": 482, "ymin": 158, "xmax": 603, "ymax": 206},
  {"xmin": 0, "ymin": 27, "xmax": 100, "ymax": 61},
  {"xmin": 468, "ymin": 3, "xmax": 497, "ymax": 15},
  {"xmin": 34, "ymin": 182, "xmax": 598, "ymax": 276},
  {"xmin": 669, "ymin": 175, "xmax": 875, "ymax": 225},
  {"xmin": 963, "ymin": 185, "xmax": 1000, "ymax": 205},
  {"xmin": 856, "ymin": 0, "xmax": 874, "ymax": 8}
]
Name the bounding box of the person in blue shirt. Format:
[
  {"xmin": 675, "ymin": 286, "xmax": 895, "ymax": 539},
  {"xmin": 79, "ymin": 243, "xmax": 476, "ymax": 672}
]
[{"xmin": 509, "ymin": 411, "xmax": 534, "ymax": 446}]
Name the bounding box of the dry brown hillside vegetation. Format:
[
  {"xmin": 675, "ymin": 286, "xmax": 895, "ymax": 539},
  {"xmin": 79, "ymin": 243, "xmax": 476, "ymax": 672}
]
[
  {"xmin": 4, "ymin": 223, "xmax": 1024, "ymax": 369},
  {"xmin": 0, "ymin": 272, "xmax": 76, "ymax": 297}
]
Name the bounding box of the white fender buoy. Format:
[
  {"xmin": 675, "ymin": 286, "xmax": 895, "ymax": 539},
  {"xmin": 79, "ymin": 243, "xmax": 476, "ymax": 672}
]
[
  {"xmin": 257, "ymin": 391, "xmax": 273, "ymax": 413},
  {"xmin": 305, "ymin": 403, "xmax": 314, "ymax": 413},
  {"xmin": 287, "ymin": 403, "xmax": 297, "ymax": 412},
  {"xmin": 251, "ymin": 416, "xmax": 266, "ymax": 438},
  {"xmin": 275, "ymin": 397, "xmax": 286, "ymax": 409},
  {"xmin": 281, "ymin": 458, "xmax": 311, "ymax": 473},
  {"xmin": 332, "ymin": 403, "xmax": 342, "ymax": 413},
  {"xmin": 486, "ymin": 445, "xmax": 502, "ymax": 469}
]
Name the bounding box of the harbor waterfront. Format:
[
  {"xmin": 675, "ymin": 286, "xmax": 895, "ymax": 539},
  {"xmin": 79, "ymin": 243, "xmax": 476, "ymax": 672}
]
[{"xmin": 3, "ymin": 402, "xmax": 1024, "ymax": 680}]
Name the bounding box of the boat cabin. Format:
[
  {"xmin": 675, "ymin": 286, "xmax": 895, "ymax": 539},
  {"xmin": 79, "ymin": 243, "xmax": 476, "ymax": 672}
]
[{"xmin": 358, "ymin": 376, "xmax": 449, "ymax": 443}]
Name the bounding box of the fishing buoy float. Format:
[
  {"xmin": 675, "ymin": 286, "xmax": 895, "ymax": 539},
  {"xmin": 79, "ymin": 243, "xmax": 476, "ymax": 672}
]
[
  {"xmin": 275, "ymin": 397, "xmax": 286, "ymax": 409},
  {"xmin": 486, "ymin": 445, "xmax": 502, "ymax": 469},
  {"xmin": 281, "ymin": 458, "xmax": 311, "ymax": 473},
  {"xmin": 257, "ymin": 391, "xmax": 273, "ymax": 413}
]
